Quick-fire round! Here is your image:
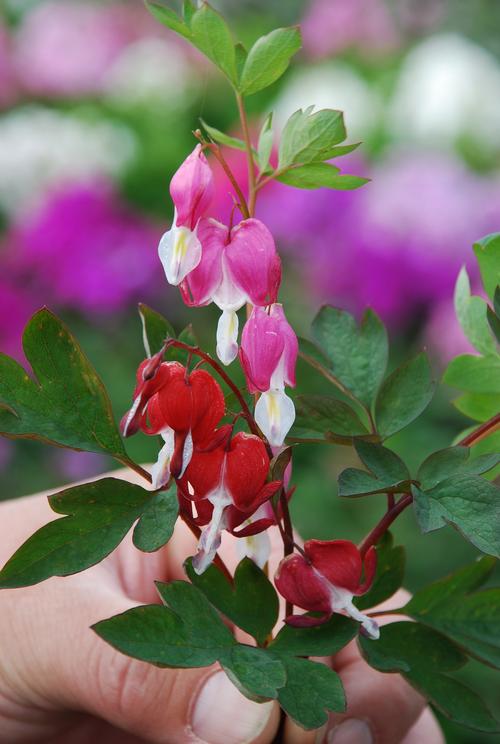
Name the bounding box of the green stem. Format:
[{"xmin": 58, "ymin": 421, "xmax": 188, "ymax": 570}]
[{"xmin": 236, "ymin": 93, "xmax": 257, "ymax": 216}]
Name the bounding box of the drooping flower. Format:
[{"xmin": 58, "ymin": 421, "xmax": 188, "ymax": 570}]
[
  {"xmin": 121, "ymin": 356, "xmax": 225, "ymax": 486},
  {"xmin": 274, "ymin": 539, "xmax": 379, "ymax": 638},
  {"xmin": 180, "ymin": 217, "xmax": 282, "ymax": 365},
  {"xmin": 158, "ymin": 144, "xmax": 213, "ymax": 286},
  {"xmin": 178, "ymin": 429, "xmax": 281, "ymax": 573},
  {"xmin": 240, "ymin": 304, "xmax": 298, "ymax": 446}
]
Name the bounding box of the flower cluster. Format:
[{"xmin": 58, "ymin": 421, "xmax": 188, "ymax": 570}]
[{"xmin": 158, "ymin": 145, "xmax": 298, "ymax": 447}]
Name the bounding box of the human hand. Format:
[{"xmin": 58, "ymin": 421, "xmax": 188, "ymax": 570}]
[{"xmin": 0, "ymin": 470, "xmax": 444, "ymax": 743}]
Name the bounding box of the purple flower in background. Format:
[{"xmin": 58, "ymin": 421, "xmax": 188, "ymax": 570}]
[
  {"xmin": 11, "ymin": 180, "xmax": 161, "ymax": 315},
  {"xmin": 0, "ymin": 24, "xmax": 17, "ymax": 107},
  {"xmin": 13, "ymin": 1, "xmax": 157, "ymax": 97},
  {"xmin": 53, "ymin": 450, "xmax": 108, "ymax": 482},
  {"xmin": 0, "ymin": 280, "xmax": 40, "ymax": 358}
]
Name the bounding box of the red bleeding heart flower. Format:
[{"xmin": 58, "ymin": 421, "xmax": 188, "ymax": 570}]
[
  {"xmin": 274, "ymin": 539, "xmax": 379, "ymax": 638},
  {"xmin": 121, "ymin": 357, "xmax": 225, "ymax": 486},
  {"xmin": 178, "ymin": 429, "xmax": 281, "ymax": 573}
]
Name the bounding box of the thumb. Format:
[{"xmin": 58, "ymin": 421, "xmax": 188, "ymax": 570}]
[{"xmin": 45, "ymin": 584, "xmax": 280, "ymax": 744}]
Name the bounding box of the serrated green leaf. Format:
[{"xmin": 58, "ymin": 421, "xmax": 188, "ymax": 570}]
[
  {"xmin": 474, "ymin": 233, "xmax": 500, "ymax": 301},
  {"xmin": 146, "ymin": 2, "xmax": 192, "ymax": 39},
  {"xmin": 359, "ymin": 622, "xmax": 498, "ymax": 732},
  {"xmin": 356, "ymin": 532, "xmax": 405, "ymax": 610},
  {"xmin": 278, "ymin": 108, "xmax": 347, "ymax": 169},
  {"xmin": 444, "ymin": 354, "xmax": 500, "ymax": 394},
  {"xmin": 311, "ymin": 306, "xmax": 388, "ymax": 408},
  {"xmin": 338, "ymin": 441, "xmax": 410, "ymax": 497},
  {"xmin": 185, "ymin": 557, "xmax": 279, "ymax": 645},
  {"xmin": 132, "ymin": 484, "xmax": 178, "ymax": 553},
  {"xmin": 270, "ymin": 614, "xmax": 357, "ymax": 657},
  {"xmin": 200, "ymin": 118, "xmax": 247, "ymax": 152},
  {"xmin": 138, "ymin": 303, "xmax": 175, "ymax": 358},
  {"xmin": 239, "ymin": 26, "xmax": 301, "ymax": 96},
  {"xmin": 375, "ymin": 352, "xmax": 435, "ymax": 438},
  {"xmin": 0, "ymin": 479, "xmax": 158, "ymax": 588},
  {"xmin": 413, "ymin": 475, "xmax": 500, "ymax": 557},
  {"xmin": 454, "ymin": 267, "xmax": 496, "ymax": 355},
  {"xmin": 277, "ymin": 162, "xmax": 368, "ymax": 190},
  {"xmin": 190, "ymin": 2, "xmax": 236, "ymax": 83},
  {"xmin": 0, "ymin": 309, "xmax": 126, "ymax": 457},
  {"xmin": 293, "ymin": 394, "xmax": 368, "ymax": 438},
  {"xmin": 222, "ymin": 645, "xmax": 286, "ymax": 701},
  {"xmin": 417, "ymin": 446, "xmax": 500, "ymax": 490},
  {"xmin": 257, "ymin": 113, "xmax": 274, "ymax": 173},
  {"xmin": 277, "ymin": 656, "xmax": 345, "ymax": 730}
]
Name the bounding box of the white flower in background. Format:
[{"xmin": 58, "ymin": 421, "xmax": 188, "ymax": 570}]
[
  {"xmin": 104, "ymin": 38, "xmax": 194, "ymax": 105},
  {"xmin": 0, "ymin": 106, "xmax": 136, "ymax": 216},
  {"xmin": 389, "ymin": 33, "xmax": 500, "ymax": 150},
  {"xmin": 272, "ymin": 62, "xmax": 383, "ymax": 141}
]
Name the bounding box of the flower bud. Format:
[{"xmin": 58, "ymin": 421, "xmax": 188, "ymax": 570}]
[{"xmin": 170, "ymin": 144, "xmax": 213, "ymax": 230}]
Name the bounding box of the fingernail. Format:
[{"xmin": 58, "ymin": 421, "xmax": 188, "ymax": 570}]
[
  {"xmin": 192, "ymin": 670, "xmax": 274, "ymax": 744},
  {"xmin": 327, "ymin": 719, "xmax": 373, "ymax": 744}
]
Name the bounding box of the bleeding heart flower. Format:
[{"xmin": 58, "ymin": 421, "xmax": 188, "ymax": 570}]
[
  {"xmin": 178, "ymin": 430, "xmax": 281, "ymax": 573},
  {"xmin": 240, "ymin": 304, "xmax": 298, "ymax": 446},
  {"xmin": 158, "ymin": 144, "xmax": 213, "ymax": 286},
  {"xmin": 179, "ymin": 217, "xmax": 282, "ymax": 365},
  {"xmin": 274, "ymin": 539, "xmax": 379, "ymax": 639}
]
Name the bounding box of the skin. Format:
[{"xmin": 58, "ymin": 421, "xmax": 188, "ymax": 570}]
[{"xmin": 0, "ymin": 468, "xmax": 444, "ymax": 743}]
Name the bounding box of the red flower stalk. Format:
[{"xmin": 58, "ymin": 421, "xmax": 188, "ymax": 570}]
[
  {"xmin": 178, "ymin": 429, "xmax": 281, "ymax": 573},
  {"xmin": 274, "ymin": 539, "xmax": 379, "ymax": 638}
]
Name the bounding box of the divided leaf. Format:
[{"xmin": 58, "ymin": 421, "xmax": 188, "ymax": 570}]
[
  {"xmin": 311, "ymin": 306, "xmax": 388, "ymax": 408},
  {"xmin": 0, "ymin": 308, "xmax": 125, "ymax": 458},
  {"xmin": 200, "ymin": 119, "xmax": 248, "ymax": 152},
  {"xmin": 132, "ymin": 485, "xmax": 178, "ymax": 553},
  {"xmin": 257, "ymin": 113, "xmax": 274, "ymax": 173},
  {"xmin": 270, "ymin": 614, "xmax": 357, "ymax": 658},
  {"xmin": 359, "ymin": 622, "xmax": 499, "ymax": 732},
  {"xmin": 0, "ymin": 478, "xmax": 171, "ymax": 588},
  {"xmin": 277, "ymin": 163, "xmax": 368, "ymax": 190},
  {"xmin": 454, "ymin": 267, "xmax": 496, "ymax": 355},
  {"xmin": 417, "ymin": 446, "xmax": 500, "ymax": 490},
  {"xmin": 239, "ymin": 27, "xmax": 301, "ymax": 96},
  {"xmin": 444, "ymin": 354, "xmax": 500, "ymax": 394},
  {"xmin": 278, "ymin": 108, "xmax": 347, "ymax": 169},
  {"xmin": 185, "ymin": 557, "xmax": 279, "ymax": 645},
  {"xmin": 277, "ymin": 656, "xmax": 345, "ymax": 730},
  {"xmin": 338, "ymin": 441, "xmax": 411, "ymax": 497},
  {"xmin": 190, "ymin": 2, "xmax": 237, "ymax": 83},
  {"xmin": 293, "ymin": 394, "xmax": 369, "ymax": 440},
  {"xmin": 474, "ymin": 233, "xmax": 500, "ymax": 301},
  {"xmin": 146, "ymin": 1, "xmax": 192, "ymax": 40},
  {"xmin": 375, "ymin": 353, "xmax": 435, "ymax": 438}
]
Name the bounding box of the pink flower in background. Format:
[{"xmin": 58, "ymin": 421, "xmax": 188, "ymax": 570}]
[
  {"xmin": 0, "ymin": 24, "xmax": 17, "ymax": 107},
  {"xmin": 0, "ymin": 281, "xmax": 39, "ymax": 358},
  {"xmin": 10, "ymin": 180, "xmax": 161, "ymax": 315}
]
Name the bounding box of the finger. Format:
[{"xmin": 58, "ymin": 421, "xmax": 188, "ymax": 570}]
[{"xmin": 402, "ymin": 708, "xmax": 444, "ymax": 744}]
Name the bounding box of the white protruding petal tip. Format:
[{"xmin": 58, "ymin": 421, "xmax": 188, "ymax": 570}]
[
  {"xmin": 236, "ymin": 530, "xmax": 271, "ymax": 570},
  {"xmin": 158, "ymin": 225, "xmax": 202, "ymax": 286},
  {"xmin": 150, "ymin": 428, "xmax": 175, "ymax": 489},
  {"xmin": 216, "ymin": 309, "xmax": 239, "ymax": 366},
  {"xmin": 255, "ymin": 389, "xmax": 295, "ymax": 447}
]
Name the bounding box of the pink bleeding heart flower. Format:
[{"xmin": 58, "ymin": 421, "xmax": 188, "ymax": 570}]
[
  {"xmin": 274, "ymin": 539, "xmax": 379, "ymax": 638},
  {"xmin": 240, "ymin": 304, "xmax": 298, "ymax": 446},
  {"xmin": 180, "ymin": 217, "xmax": 282, "ymax": 366},
  {"xmin": 178, "ymin": 430, "xmax": 281, "ymax": 574},
  {"xmin": 158, "ymin": 145, "xmax": 214, "ymax": 286}
]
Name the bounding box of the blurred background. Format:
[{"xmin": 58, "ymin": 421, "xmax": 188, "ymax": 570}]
[{"xmin": 0, "ymin": 1, "xmax": 499, "ymax": 739}]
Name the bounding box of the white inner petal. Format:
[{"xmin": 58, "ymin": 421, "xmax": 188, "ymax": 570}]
[
  {"xmin": 255, "ymin": 389, "xmax": 296, "ymax": 447},
  {"xmin": 235, "ymin": 529, "xmax": 271, "ymax": 570},
  {"xmin": 313, "ymin": 567, "xmax": 380, "ymax": 640},
  {"xmin": 150, "ymin": 427, "xmax": 175, "ymax": 489},
  {"xmin": 216, "ymin": 309, "xmax": 239, "ymax": 366},
  {"xmin": 192, "ymin": 463, "xmax": 232, "ymax": 575},
  {"xmin": 158, "ymin": 224, "xmax": 202, "ymax": 286}
]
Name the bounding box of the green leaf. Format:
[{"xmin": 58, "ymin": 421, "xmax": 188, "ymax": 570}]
[
  {"xmin": 200, "ymin": 118, "xmax": 247, "ymax": 152},
  {"xmin": 270, "ymin": 614, "xmax": 357, "ymax": 657},
  {"xmin": 234, "ymin": 42, "xmax": 247, "ymax": 80},
  {"xmin": 0, "ymin": 309, "xmax": 126, "ymax": 457},
  {"xmin": 338, "ymin": 441, "xmax": 411, "ymax": 497},
  {"xmin": 94, "ymin": 581, "xmax": 235, "ymax": 668},
  {"xmin": 239, "ymin": 26, "xmax": 301, "ymax": 96},
  {"xmin": 375, "ymin": 352, "xmax": 435, "ymax": 438},
  {"xmin": 444, "ymin": 354, "xmax": 500, "ymax": 394},
  {"xmin": 298, "ymin": 336, "xmax": 331, "ymax": 368},
  {"xmin": 406, "ymin": 570, "xmax": 500, "ymax": 670},
  {"xmin": 487, "ymin": 301, "xmax": 500, "ymax": 344},
  {"xmin": 138, "ymin": 303, "xmax": 175, "ymax": 357},
  {"xmin": 190, "ymin": 2, "xmax": 236, "ymax": 83},
  {"xmin": 326, "ymin": 142, "xmax": 362, "ymax": 158},
  {"xmin": 278, "ymin": 108, "xmax": 347, "ymax": 169},
  {"xmin": 474, "ymin": 233, "xmax": 500, "ymax": 301},
  {"xmin": 222, "ymin": 645, "xmax": 286, "ymax": 700},
  {"xmin": 359, "ymin": 622, "xmax": 499, "ymax": 732},
  {"xmin": 132, "ymin": 484, "xmax": 178, "ymax": 553},
  {"xmin": 257, "ymin": 113, "xmax": 274, "ymax": 174},
  {"xmin": 167, "ymin": 323, "xmax": 198, "ymax": 366},
  {"xmin": 293, "ymin": 394, "xmax": 369, "ymax": 438},
  {"xmin": 146, "ymin": 1, "xmax": 192, "ymax": 39},
  {"xmin": 183, "ymin": 0, "xmax": 196, "ymax": 24},
  {"xmin": 277, "ymin": 656, "xmax": 345, "ymax": 730},
  {"xmin": 453, "ymin": 391, "xmax": 499, "ymax": 422},
  {"xmin": 186, "ymin": 557, "xmax": 279, "ymax": 645},
  {"xmin": 454, "ymin": 267, "xmax": 496, "ymax": 355},
  {"xmin": 0, "ymin": 478, "xmax": 159, "ymax": 588},
  {"xmin": 356, "ymin": 532, "xmax": 405, "ymax": 610},
  {"xmin": 413, "ymin": 475, "xmax": 500, "ymax": 557},
  {"xmin": 277, "ymin": 162, "xmax": 368, "ymax": 190},
  {"xmin": 312, "ymin": 306, "xmax": 388, "ymax": 408},
  {"xmin": 417, "ymin": 446, "xmax": 500, "ymax": 490}
]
